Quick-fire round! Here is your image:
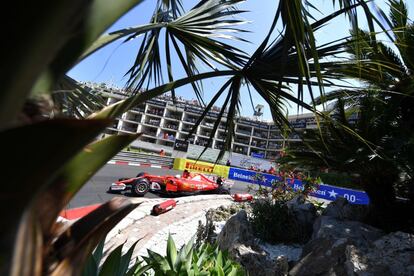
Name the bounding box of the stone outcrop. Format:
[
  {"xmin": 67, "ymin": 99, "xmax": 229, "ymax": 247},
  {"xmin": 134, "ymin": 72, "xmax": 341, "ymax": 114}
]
[
  {"xmin": 286, "ymin": 195, "xmax": 317, "ymax": 239},
  {"xmin": 217, "ymin": 210, "xmax": 290, "ymax": 276},
  {"xmin": 216, "ymin": 197, "xmax": 414, "ymax": 276},
  {"xmin": 322, "ymin": 197, "xmax": 370, "ymax": 222},
  {"xmin": 345, "ymin": 231, "xmax": 414, "ymax": 276},
  {"xmin": 290, "ymin": 216, "xmax": 385, "ymax": 275}
]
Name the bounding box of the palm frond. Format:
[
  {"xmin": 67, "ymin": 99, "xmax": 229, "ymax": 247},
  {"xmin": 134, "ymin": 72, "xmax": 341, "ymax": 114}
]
[
  {"xmin": 124, "ymin": 0, "xmax": 247, "ymax": 93},
  {"xmin": 52, "ymin": 75, "xmax": 106, "ymax": 118}
]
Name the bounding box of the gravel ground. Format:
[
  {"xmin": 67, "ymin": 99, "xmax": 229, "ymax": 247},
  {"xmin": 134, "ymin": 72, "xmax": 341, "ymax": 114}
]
[
  {"xmin": 103, "ymin": 198, "xmax": 233, "ymax": 260},
  {"xmin": 137, "ymin": 211, "xmax": 206, "ymax": 256}
]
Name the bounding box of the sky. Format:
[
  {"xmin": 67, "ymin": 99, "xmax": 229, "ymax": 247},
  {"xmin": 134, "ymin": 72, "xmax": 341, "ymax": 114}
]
[{"xmin": 69, "ymin": 0, "xmax": 413, "ymax": 120}]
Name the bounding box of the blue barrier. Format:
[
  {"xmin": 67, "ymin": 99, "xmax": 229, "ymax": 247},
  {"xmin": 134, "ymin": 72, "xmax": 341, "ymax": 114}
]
[{"xmin": 228, "ymin": 167, "xmax": 370, "ymax": 205}]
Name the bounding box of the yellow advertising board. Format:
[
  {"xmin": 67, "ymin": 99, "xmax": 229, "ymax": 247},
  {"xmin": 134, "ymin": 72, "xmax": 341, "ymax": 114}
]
[{"xmin": 173, "ymin": 158, "xmax": 230, "ymax": 178}]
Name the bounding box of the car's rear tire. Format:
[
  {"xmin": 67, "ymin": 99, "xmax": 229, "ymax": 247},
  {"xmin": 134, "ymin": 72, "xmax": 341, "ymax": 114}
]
[
  {"xmin": 132, "ymin": 178, "xmax": 150, "ymax": 196},
  {"xmin": 217, "ymin": 187, "xmax": 230, "ymax": 194}
]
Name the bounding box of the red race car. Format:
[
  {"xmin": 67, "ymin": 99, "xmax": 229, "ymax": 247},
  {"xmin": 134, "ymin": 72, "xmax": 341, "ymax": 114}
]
[{"xmin": 108, "ymin": 170, "xmax": 233, "ymax": 196}]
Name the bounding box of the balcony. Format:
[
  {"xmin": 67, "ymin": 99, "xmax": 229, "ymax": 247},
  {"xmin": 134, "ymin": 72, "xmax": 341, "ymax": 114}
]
[
  {"xmin": 214, "ymin": 142, "xmax": 224, "ymax": 150},
  {"xmin": 269, "ymin": 131, "xmax": 283, "ymax": 139},
  {"xmin": 132, "ymin": 106, "xmax": 145, "ymax": 113},
  {"xmin": 233, "ymin": 145, "xmax": 248, "ymax": 155},
  {"xmin": 198, "ymin": 130, "xmax": 212, "ymax": 138},
  {"xmin": 125, "ymin": 113, "xmax": 141, "ymax": 123},
  {"xmin": 253, "ymin": 132, "xmax": 268, "ymax": 139},
  {"xmin": 121, "ymin": 122, "xmax": 138, "ymax": 133},
  {"xmin": 195, "ymin": 138, "xmax": 210, "ymax": 147},
  {"xmin": 184, "ymin": 117, "xmax": 198, "ymax": 124},
  {"xmin": 163, "ymin": 122, "xmax": 179, "ymax": 130},
  {"xmin": 147, "ymin": 108, "xmax": 164, "ymax": 116},
  {"xmin": 165, "ymin": 113, "xmax": 182, "ymax": 121},
  {"xmin": 141, "ymin": 126, "xmax": 157, "ymax": 137},
  {"xmin": 159, "ymin": 131, "xmax": 176, "ymax": 142},
  {"xmin": 181, "ymin": 124, "xmax": 194, "ymax": 133},
  {"xmin": 268, "ymin": 142, "xmax": 283, "ymax": 149},
  {"xmin": 251, "ymin": 140, "xmax": 267, "ymax": 149},
  {"xmin": 202, "ymin": 121, "xmax": 215, "ymax": 128},
  {"xmin": 234, "ymin": 138, "xmax": 250, "ymax": 145},
  {"xmin": 145, "ymin": 118, "xmax": 161, "ymax": 126},
  {"xmin": 236, "ymin": 129, "xmax": 251, "ymax": 136}
]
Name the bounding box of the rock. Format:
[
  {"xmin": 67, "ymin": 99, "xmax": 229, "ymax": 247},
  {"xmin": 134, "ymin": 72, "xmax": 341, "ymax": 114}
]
[
  {"xmin": 322, "ymin": 197, "xmax": 369, "ymax": 222},
  {"xmin": 274, "ymin": 255, "xmax": 289, "ymax": 276},
  {"xmin": 218, "ymin": 210, "xmax": 293, "ymax": 276},
  {"xmin": 345, "ymin": 231, "xmax": 414, "ymax": 276},
  {"xmin": 286, "ymin": 195, "xmax": 317, "ymax": 239},
  {"xmin": 312, "ymin": 216, "xmax": 384, "ymax": 246},
  {"xmin": 289, "ymin": 236, "xmax": 350, "ymax": 275},
  {"xmin": 289, "ymin": 216, "xmax": 385, "ymax": 275},
  {"xmin": 217, "ymin": 210, "xmax": 254, "ymax": 251}
]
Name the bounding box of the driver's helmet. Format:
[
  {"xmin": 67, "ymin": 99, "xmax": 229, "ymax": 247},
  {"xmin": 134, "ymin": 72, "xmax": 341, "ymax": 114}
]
[{"xmin": 183, "ymin": 169, "xmax": 190, "ymax": 178}]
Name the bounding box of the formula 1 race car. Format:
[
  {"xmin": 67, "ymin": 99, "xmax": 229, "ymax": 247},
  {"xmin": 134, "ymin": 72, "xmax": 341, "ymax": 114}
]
[{"xmin": 108, "ymin": 170, "xmax": 233, "ymax": 197}]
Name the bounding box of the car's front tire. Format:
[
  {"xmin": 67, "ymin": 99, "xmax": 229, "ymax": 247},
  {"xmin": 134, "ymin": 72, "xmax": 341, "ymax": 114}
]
[{"xmin": 132, "ymin": 178, "xmax": 150, "ymax": 196}]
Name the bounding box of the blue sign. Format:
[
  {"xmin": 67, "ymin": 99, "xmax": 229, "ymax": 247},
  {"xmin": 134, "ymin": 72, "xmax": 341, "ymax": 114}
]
[
  {"xmin": 228, "ymin": 167, "xmax": 370, "ymax": 205},
  {"xmin": 251, "ymin": 152, "xmax": 265, "ymax": 159},
  {"xmin": 228, "ymin": 167, "xmax": 280, "ymax": 187}
]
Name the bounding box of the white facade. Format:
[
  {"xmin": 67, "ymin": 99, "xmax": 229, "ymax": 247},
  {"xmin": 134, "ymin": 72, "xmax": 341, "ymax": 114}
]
[{"xmin": 90, "ymin": 83, "xmax": 316, "ymax": 160}]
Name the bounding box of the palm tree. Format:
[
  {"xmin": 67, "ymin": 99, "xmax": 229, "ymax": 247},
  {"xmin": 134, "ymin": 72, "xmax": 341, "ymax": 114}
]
[
  {"xmin": 88, "ymin": 0, "xmax": 385, "ymax": 159},
  {"xmin": 280, "ymin": 0, "xmax": 414, "ymax": 231}
]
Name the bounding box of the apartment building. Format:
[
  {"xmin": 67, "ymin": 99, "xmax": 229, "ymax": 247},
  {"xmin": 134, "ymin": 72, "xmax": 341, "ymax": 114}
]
[{"xmin": 87, "ymin": 83, "xmax": 316, "ymax": 160}]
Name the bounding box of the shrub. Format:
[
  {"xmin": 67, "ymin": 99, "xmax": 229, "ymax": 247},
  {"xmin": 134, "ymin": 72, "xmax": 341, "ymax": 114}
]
[
  {"xmin": 318, "ymin": 172, "xmax": 359, "ymax": 190},
  {"xmin": 248, "ymin": 173, "xmax": 318, "ymax": 244},
  {"xmin": 196, "ymin": 204, "xmax": 251, "ymax": 246},
  {"xmin": 250, "ymin": 199, "xmax": 308, "ymax": 244},
  {"xmin": 143, "ymin": 235, "xmax": 245, "ymax": 275},
  {"xmin": 82, "ymin": 238, "xmax": 147, "ymax": 276}
]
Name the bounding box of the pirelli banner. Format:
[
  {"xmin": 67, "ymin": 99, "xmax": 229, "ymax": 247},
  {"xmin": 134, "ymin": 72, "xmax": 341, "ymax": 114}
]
[{"xmin": 173, "ymin": 158, "xmax": 229, "ymax": 178}]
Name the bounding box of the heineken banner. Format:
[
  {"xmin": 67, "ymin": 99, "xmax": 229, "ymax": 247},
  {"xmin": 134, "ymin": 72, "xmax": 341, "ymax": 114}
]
[{"xmin": 227, "ymin": 167, "xmax": 370, "ymax": 205}]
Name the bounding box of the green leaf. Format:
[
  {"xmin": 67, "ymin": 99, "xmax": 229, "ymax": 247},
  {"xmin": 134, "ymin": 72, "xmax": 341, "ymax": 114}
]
[
  {"xmin": 51, "ymin": 198, "xmax": 140, "ymax": 276},
  {"xmin": 215, "ymin": 251, "xmax": 223, "ymax": 269},
  {"xmin": 82, "ymin": 236, "xmax": 106, "ymax": 276},
  {"xmin": 99, "ymin": 243, "xmax": 123, "ymax": 276},
  {"xmin": 166, "ymin": 234, "xmax": 177, "ymax": 271},
  {"xmin": 89, "ymin": 70, "xmax": 236, "ymax": 120},
  {"xmin": 146, "ymin": 250, "xmax": 170, "ymax": 273},
  {"xmin": 32, "ymin": 0, "xmax": 145, "ymax": 96},
  {"xmin": 0, "ymin": 119, "xmax": 109, "ymax": 274},
  {"xmin": 80, "ymin": 22, "xmax": 165, "ymax": 61},
  {"xmin": 35, "ymin": 132, "xmax": 141, "ymax": 237}
]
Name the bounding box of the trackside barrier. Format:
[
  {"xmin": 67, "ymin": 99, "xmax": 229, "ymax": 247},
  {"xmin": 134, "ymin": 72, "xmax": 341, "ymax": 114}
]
[
  {"xmin": 173, "ymin": 158, "xmax": 230, "ymax": 178},
  {"xmin": 227, "ymin": 167, "xmax": 370, "ymax": 205},
  {"xmin": 113, "ymin": 151, "xmax": 174, "ymax": 167}
]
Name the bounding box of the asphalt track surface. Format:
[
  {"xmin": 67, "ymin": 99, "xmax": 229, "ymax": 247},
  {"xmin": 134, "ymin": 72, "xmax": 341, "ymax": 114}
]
[{"xmin": 68, "ymin": 164, "xmax": 251, "ymax": 208}]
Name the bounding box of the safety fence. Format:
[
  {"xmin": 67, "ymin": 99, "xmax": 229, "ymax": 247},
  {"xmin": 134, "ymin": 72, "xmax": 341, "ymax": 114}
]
[{"xmin": 113, "ymin": 151, "xmax": 174, "ymax": 168}]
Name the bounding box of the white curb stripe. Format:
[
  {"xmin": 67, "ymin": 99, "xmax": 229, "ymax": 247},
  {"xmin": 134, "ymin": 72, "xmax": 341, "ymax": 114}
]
[
  {"xmin": 107, "ymin": 160, "xmax": 116, "ymax": 164},
  {"xmin": 151, "ymin": 165, "xmax": 162, "ymax": 168}
]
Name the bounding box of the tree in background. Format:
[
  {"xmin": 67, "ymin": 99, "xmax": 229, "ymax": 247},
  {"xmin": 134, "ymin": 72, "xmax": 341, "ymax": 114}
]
[{"xmin": 279, "ymin": 0, "xmax": 414, "ymax": 232}]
